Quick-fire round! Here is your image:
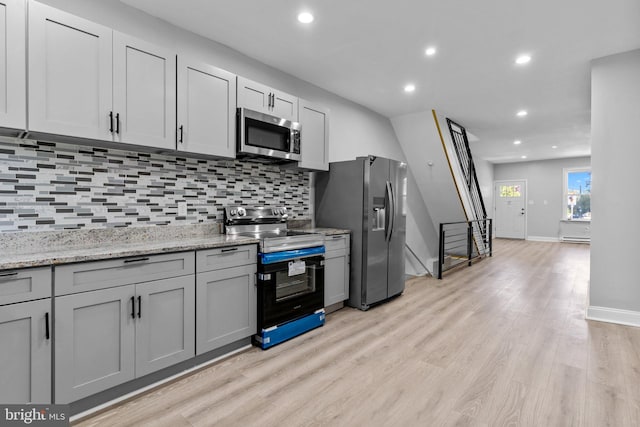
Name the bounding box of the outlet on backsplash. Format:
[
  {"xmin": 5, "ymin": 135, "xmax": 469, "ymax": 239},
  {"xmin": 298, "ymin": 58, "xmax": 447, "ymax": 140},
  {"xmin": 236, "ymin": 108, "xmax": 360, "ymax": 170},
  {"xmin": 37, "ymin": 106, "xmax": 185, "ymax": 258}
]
[{"xmin": 177, "ymin": 202, "xmax": 187, "ymax": 217}]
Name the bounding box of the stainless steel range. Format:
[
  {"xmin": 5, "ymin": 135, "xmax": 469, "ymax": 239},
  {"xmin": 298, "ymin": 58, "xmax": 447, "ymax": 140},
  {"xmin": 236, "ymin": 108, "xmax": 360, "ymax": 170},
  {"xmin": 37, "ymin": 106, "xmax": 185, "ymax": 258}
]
[{"xmin": 224, "ymin": 206, "xmax": 326, "ymax": 349}]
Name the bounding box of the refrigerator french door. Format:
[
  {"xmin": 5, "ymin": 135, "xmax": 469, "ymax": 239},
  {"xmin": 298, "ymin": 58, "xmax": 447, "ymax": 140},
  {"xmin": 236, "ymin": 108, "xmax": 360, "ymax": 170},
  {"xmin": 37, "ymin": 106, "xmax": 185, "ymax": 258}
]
[{"xmin": 315, "ymin": 156, "xmax": 407, "ymax": 310}]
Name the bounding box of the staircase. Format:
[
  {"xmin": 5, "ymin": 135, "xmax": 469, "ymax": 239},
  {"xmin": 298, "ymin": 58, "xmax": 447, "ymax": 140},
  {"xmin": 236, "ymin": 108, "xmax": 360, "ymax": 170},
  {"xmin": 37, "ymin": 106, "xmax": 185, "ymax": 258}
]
[{"xmin": 444, "ymin": 118, "xmax": 491, "ymax": 257}]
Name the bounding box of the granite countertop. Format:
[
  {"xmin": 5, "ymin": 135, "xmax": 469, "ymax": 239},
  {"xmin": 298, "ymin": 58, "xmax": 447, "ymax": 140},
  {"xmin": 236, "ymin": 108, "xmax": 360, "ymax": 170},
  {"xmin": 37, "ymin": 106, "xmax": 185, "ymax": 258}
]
[
  {"xmin": 0, "ymin": 225, "xmax": 258, "ymax": 271},
  {"xmin": 0, "ymin": 224, "xmax": 350, "ymax": 271}
]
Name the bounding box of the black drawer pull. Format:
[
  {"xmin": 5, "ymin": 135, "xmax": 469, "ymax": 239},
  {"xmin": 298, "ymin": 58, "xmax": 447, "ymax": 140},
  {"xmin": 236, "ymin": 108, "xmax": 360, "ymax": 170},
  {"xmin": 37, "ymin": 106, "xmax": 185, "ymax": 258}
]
[
  {"xmin": 130, "ymin": 296, "xmax": 135, "ymax": 319},
  {"xmin": 0, "ymin": 272, "xmax": 18, "ymax": 278},
  {"xmin": 124, "ymin": 257, "xmax": 150, "ymax": 264},
  {"xmin": 221, "ymin": 248, "xmax": 238, "ymax": 253},
  {"xmin": 45, "ymin": 312, "xmax": 50, "ymax": 340},
  {"xmin": 137, "ymin": 296, "xmax": 142, "ymax": 318},
  {"xmin": 331, "ymin": 235, "xmax": 345, "ymax": 239}
]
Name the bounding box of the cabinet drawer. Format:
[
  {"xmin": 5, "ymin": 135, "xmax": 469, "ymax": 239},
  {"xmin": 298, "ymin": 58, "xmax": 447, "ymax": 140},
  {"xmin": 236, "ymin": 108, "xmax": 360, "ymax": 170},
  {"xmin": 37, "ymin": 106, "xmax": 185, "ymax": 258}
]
[
  {"xmin": 55, "ymin": 251, "xmax": 195, "ymax": 296},
  {"xmin": 324, "ymin": 234, "xmax": 350, "ymax": 252},
  {"xmin": 0, "ymin": 267, "xmax": 51, "ymax": 306},
  {"xmin": 196, "ymin": 245, "xmax": 257, "ymax": 273}
]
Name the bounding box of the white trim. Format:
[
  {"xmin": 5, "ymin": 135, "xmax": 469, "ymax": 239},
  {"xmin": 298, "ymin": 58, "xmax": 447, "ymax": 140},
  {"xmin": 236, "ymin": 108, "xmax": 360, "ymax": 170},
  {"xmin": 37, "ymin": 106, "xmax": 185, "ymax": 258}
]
[
  {"xmin": 70, "ymin": 344, "xmax": 252, "ymax": 423},
  {"xmin": 586, "ymin": 306, "xmax": 640, "ymax": 328},
  {"xmin": 526, "ymin": 236, "xmax": 560, "ymax": 242}
]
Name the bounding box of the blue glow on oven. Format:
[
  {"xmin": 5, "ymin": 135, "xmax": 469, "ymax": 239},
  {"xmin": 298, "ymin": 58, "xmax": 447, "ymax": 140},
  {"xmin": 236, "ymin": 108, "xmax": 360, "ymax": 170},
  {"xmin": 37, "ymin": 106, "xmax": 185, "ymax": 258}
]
[{"xmin": 260, "ymin": 246, "xmax": 325, "ymax": 264}]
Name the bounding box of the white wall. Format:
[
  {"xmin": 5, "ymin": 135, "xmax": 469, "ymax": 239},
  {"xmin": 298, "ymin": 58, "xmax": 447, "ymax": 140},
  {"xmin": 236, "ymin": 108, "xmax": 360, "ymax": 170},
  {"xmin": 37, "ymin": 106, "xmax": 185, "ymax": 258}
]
[
  {"xmin": 38, "ymin": 0, "xmax": 405, "ymax": 164},
  {"xmin": 494, "ymin": 157, "xmax": 590, "ymax": 239},
  {"xmin": 590, "ymin": 49, "xmax": 640, "ymax": 317}
]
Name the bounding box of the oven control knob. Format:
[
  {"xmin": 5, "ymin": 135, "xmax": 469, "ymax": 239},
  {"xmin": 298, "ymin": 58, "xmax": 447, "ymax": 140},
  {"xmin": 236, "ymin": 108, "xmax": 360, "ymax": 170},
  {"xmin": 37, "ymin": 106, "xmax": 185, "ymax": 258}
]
[
  {"xmin": 230, "ymin": 209, "xmax": 237, "ymax": 216},
  {"xmin": 280, "ymin": 208, "xmax": 286, "ymax": 215},
  {"xmin": 237, "ymin": 207, "xmax": 246, "ymax": 217}
]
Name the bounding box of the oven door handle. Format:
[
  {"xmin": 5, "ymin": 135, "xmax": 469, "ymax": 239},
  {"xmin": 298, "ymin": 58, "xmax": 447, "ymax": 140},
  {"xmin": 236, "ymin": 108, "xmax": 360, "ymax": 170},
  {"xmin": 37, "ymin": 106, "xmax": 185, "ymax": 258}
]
[{"xmin": 385, "ymin": 181, "xmax": 395, "ymax": 242}]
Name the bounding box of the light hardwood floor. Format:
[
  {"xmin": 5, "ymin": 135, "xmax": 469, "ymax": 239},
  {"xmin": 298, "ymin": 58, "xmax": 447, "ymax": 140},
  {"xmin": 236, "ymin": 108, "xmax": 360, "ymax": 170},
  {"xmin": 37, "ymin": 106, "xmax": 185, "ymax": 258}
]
[{"xmin": 76, "ymin": 239, "xmax": 640, "ymax": 426}]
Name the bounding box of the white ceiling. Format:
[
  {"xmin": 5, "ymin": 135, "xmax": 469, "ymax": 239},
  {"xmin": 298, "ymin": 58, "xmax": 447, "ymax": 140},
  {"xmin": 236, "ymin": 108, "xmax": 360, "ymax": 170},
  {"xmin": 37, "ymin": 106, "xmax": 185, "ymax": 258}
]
[{"xmin": 122, "ymin": 0, "xmax": 640, "ymax": 163}]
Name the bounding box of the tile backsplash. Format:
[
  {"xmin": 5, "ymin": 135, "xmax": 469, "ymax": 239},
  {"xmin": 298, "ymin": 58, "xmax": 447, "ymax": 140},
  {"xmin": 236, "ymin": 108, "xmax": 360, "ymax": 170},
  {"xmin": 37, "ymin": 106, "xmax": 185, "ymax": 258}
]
[{"xmin": 0, "ymin": 138, "xmax": 310, "ymax": 232}]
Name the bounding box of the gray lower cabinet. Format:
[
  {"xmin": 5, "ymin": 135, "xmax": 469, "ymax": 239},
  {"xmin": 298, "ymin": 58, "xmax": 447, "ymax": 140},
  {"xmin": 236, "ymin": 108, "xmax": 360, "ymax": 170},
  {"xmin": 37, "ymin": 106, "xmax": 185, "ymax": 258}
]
[
  {"xmin": 324, "ymin": 234, "xmax": 350, "ymax": 307},
  {"xmin": 0, "ymin": 298, "xmax": 51, "ymax": 404},
  {"xmin": 135, "ymin": 275, "xmax": 195, "ymax": 377},
  {"xmin": 55, "ymin": 270, "xmax": 195, "ymax": 403},
  {"xmin": 195, "ymin": 245, "xmax": 257, "ymax": 355},
  {"xmin": 55, "ymin": 285, "xmax": 136, "ymax": 404}
]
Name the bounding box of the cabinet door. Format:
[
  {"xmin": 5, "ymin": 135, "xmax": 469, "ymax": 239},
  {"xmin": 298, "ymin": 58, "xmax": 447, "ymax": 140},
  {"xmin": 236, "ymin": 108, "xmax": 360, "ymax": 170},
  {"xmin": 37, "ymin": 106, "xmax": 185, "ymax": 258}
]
[
  {"xmin": 324, "ymin": 250, "xmax": 348, "ymax": 306},
  {"xmin": 237, "ymin": 76, "xmax": 270, "ymax": 114},
  {"xmin": 113, "ymin": 32, "xmax": 176, "ymax": 150},
  {"xmin": 0, "ymin": 0, "xmax": 25, "ymax": 131},
  {"xmin": 28, "ymin": 1, "xmax": 113, "ymax": 140},
  {"xmin": 271, "ymin": 89, "xmax": 298, "ymax": 122},
  {"xmin": 0, "ymin": 299, "xmax": 51, "ymax": 404},
  {"xmin": 135, "ymin": 275, "xmax": 195, "ymax": 377},
  {"xmin": 196, "ymin": 265, "xmax": 256, "ymax": 355},
  {"xmin": 298, "ymin": 99, "xmax": 329, "ymax": 170},
  {"xmin": 55, "ymin": 286, "xmax": 135, "ymax": 404},
  {"xmin": 177, "ymin": 57, "xmax": 236, "ymax": 158}
]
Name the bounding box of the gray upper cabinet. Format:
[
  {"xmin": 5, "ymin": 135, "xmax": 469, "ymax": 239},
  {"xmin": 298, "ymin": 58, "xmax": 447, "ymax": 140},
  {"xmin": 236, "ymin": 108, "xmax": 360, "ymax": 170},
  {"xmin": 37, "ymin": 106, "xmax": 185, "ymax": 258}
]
[
  {"xmin": 112, "ymin": 32, "xmax": 176, "ymax": 150},
  {"xmin": 0, "ymin": 0, "xmax": 26, "ymax": 132},
  {"xmin": 28, "ymin": 2, "xmax": 176, "ymax": 150},
  {"xmin": 177, "ymin": 56, "xmax": 236, "ymax": 158},
  {"xmin": 0, "ymin": 298, "xmax": 51, "ymax": 404},
  {"xmin": 298, "ymin": 99, "xmax": 329, "ymax": 171},
  {"xmin": 28, "ymin": 1, "xmax": 113, "ymax": 140},
  {"xmin": 237, "ymin": 76, "xmax": 298, "ymax": 122},
  {"xmin": 324, "ymin": 234, "xmax": 350, "ymax": 307}
]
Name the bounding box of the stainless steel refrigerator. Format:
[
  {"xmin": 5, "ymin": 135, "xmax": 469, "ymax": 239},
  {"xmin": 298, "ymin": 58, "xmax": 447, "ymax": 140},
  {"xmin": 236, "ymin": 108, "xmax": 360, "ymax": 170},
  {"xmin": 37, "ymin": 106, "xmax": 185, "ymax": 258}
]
[{"xmin": 315, "ymin": 156, "xmax": 407, "ymax": 310}]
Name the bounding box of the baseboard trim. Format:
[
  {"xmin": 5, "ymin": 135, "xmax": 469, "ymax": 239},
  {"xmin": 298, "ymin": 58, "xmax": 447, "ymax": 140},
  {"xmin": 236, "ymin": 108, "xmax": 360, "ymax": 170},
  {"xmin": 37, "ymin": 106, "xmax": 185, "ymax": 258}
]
[
  {"xmin": 586, "ymin": 306, "xmax": 640, "ymax": 328},
  {"xmin": 526, "ymin": 236, "xmax": 560, "ymax": 242}
]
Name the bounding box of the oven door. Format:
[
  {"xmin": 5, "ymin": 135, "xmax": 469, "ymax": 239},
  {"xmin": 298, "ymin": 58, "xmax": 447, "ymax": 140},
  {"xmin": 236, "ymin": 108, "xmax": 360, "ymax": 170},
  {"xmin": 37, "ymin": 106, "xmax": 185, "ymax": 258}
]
[{"xmin": 258, "ymin": 253, "xmax": 324, "ymax": 329}]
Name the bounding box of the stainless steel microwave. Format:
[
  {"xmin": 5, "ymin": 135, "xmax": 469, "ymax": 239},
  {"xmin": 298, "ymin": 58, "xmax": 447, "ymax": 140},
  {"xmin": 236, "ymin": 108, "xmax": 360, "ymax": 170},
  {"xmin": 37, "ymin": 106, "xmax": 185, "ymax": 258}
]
[{"xmin": 237, "ymin": 108, "xmax": 301, "ymax": 161}]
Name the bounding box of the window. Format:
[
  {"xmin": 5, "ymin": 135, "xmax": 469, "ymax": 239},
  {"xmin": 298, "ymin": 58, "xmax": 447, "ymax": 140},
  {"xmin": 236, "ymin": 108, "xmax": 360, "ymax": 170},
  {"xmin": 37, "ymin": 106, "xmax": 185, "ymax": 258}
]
[
  {"xmin": 563, "ymin": 168, "xmax": 591, "ymax": 220},
  {"xmin": 499, "ymin": 185, "xmax": 521, "ymax": 198}
]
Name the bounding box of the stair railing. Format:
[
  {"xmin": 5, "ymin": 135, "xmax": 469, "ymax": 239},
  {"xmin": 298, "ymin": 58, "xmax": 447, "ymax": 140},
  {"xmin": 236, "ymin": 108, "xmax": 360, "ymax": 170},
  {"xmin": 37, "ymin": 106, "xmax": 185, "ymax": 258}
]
[{"xmin": 438, "ymin": 219, "xmax": 492, "ymax": 279}]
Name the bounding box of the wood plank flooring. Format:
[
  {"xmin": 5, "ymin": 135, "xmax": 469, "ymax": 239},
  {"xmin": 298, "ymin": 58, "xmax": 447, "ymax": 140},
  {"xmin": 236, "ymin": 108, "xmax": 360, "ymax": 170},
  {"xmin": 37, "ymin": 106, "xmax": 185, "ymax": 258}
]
[{"xmin": 75, "ymin": 239, "xmax": 640, "ymax": 426}]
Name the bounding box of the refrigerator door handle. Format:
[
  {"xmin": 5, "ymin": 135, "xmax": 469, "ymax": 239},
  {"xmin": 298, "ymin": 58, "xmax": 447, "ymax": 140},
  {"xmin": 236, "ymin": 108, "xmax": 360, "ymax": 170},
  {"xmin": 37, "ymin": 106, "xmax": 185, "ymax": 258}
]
[{"xmin": 385, "ymin": 181, "xmax": 395, "ymax": 241}]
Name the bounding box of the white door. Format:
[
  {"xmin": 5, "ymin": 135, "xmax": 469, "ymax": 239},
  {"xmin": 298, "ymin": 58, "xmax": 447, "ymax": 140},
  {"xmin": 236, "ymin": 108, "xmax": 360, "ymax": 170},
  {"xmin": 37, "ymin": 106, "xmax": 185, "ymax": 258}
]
[
  {"xmin": 28, "ymin": 2, "xmax": 113, "ymax": 140},
  {"xmin": 0, "ymin": 0, "xmax": 26, "ymax": 130},
  {"xmin": 494, "ymin": 180, "xmax": 526, "ymax": 239},
  {"xmin": 177, "ymin": 57, "xmax": 236, "ymax": 158},
  {"xmin": 113, "ymin": 32, "xmax": 176, "ymax": 150}
]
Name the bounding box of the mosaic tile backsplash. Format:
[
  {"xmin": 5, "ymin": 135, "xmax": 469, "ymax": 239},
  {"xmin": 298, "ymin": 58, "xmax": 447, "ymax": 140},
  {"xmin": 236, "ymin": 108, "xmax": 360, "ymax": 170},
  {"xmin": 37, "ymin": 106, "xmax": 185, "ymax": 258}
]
[{"xmin": 0, "ymin": 138, "xmax": 310, "ymax": 232}]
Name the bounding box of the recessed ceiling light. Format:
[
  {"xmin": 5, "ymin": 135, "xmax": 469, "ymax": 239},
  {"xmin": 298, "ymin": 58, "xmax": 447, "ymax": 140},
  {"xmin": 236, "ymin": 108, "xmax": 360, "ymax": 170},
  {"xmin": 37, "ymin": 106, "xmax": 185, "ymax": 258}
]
[
  {"xmin": 517, "ymin": 110, "xmax": 528, "ymax": 117},
  {"xmin": 425, "ymin": 47, "xmax": 437, "ymax": 56},
  {"xmin": 552, "ymin": 145, "xmax": 558, "ymax": 149},
  {"xmin": 513, "ymin": 140, "xmax": 521, "ymax": 145},
  {"xmin": 404, "ymin": 84, "xmax": 416, "ymax": 93},
  {"xmin": 521, "ymin": 155, "xmax": 527, "ymax": 159},
  {"xmin": 297, "ymin": 12, "xmax": 314, "ymax": 23},
  {"xmin": 515, "ymin": 54, "xmax": 531, "ymax": 65}
]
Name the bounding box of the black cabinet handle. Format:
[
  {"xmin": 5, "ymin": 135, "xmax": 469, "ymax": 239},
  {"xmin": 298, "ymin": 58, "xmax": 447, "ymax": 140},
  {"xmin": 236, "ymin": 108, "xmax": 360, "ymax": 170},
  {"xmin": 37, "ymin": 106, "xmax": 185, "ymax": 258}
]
[
  {"xmin": 137, "ymin": 296, "xmax": 142, "ymax": 318},
  {"xmin": 115, "ymin": 113, "xmax": 120, "ymax": 134},
  {"xmin": 45, "ymin": 312, "xmax": 50, "ymax": 340},
  {"xmin": 124, "ymin": 257, "xmax": 149, "ymax": 264},
  {"xmin": 179, "ymin": 125, "xmax": 184, "ymax": 143},
  {"xmin": 130, "ymin": 296, "xmax": 135, "ymax": 319},
  {"xmin": 109, "ymin": 111, "xmax": 114, "ymax": 133},
  {"xmin": 0, "ymin": 271, "xmax": 18, "ymax": 278},
  {"xmin": 221, "ymin": 247, "xmax": 238, "ymax": 253}
]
